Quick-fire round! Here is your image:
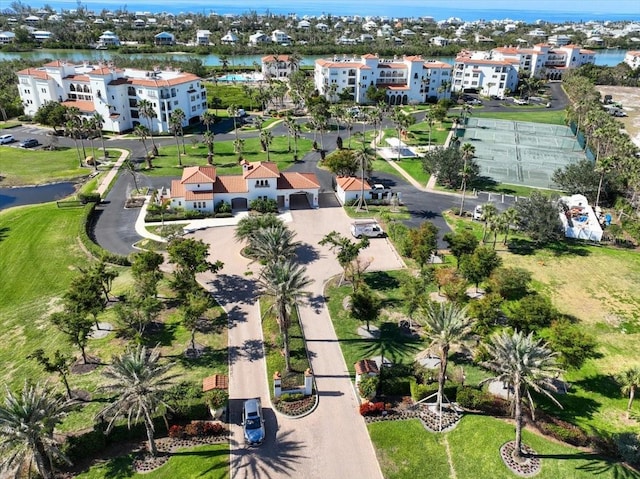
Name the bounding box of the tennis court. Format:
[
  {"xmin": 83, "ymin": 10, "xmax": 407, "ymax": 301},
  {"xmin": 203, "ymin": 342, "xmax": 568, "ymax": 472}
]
[{"xmin": 459, "ymin": 118, "xmax": 587, "ymax": 189}]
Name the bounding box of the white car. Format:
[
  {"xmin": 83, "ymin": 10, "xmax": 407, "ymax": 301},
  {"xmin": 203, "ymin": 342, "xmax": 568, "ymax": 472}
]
[
  {"xmin": 514, "ymin": 98, "xmax": 529, "ymax": 105},
  {"xmin": 473, "ymin": 205, "xmax": 483, "ymax": 220},
  {"xmin": 0, "ymin": 134, "xmax": 15, "ymax": 144}
]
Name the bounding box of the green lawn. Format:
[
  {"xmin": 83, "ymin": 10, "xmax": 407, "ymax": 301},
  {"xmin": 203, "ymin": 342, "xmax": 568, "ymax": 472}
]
[
  {"xmin": 143, "ymin": 136, "xmax": 313, "ymax": 177},
  {"xmin": 74, "ymin": 443, "xmax": 229, "ymax": 479},
  {"xmin": 394, "ymin": 158, "xmax": 430, "ymax": 185},
  {"xmin": 0, "ymin": 202, "xmax": 229, "ymax": 434},
  {"xmin": 370, "ymin": 415, "xmax": 636, "ymax": 479},
  {"xmin": 204, "ymin": 83, "xmax": 257, "ymax": 111},
  {"xmin": 0, "ymin": 146, "xmax": 92, "ymax": 186}
]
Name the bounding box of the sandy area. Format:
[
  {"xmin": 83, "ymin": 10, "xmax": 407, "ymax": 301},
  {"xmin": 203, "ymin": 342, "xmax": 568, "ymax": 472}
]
[{"xmin": 595, "ymin": 85, "xmax": 640, "ymax": 148}]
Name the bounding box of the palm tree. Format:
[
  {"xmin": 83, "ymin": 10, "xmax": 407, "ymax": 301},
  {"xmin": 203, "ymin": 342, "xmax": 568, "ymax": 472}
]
[
  {"xmin": 250, "ymin": 224, "xmax": 301, "ymax": 264},
  {"xmin": 181, "ymin": 291, "xmax": 210, "ymax": 355},
  {"xmin": 284, "ymin": 113, "xmax": 296, "ymax": 153},
  {"xmin": 123, "ymin": 159, "xmax": 140, "ymax": 193},
  {"xmin": 134, "ymin": 124, "xmax": 151, "ymax": 167},
  {"xmin": 85, "ymin": 117, "xmax": 97, "ymax": 167},
  {"xmin": 92, "ymin": 112, "xmax": 107, "ymax": 161},
  {"xmin": 260, "ymin": 129, "xmax": 273, "ymax": 161},
  {"xmin": 65, "ymin": 119, "xmax": 83, "ymax": 167},
  {"xmin": 137, "ymin": 99, "xmax": 157, "ymax": 154},
  {"xmin": 617, "ymin": 367, "xmax": 640, "ymax": 419},
  {"xmin": 481, "ymin": 330, "xmax": 563, "ymax": 460},
  {"xmin": 98, "ymin": 345, "xmax": 177, "ymax": 457},
  {"xmin": 425, "ymin": 110, "xmax": 435, "ymax": 147},
  {"xmin": 235, "ymin": 213, "xmax": 283, "ymax": 244},
  {"xmin": 169, "ymin": 109, "xmax": 185, "ymax": 166},
  {"xmin": 417, "ymin": 302, "xmax": 473, "ymax": 416},
  {"xmin": 259, "ymin": 260, "xmax": 312, "ymax": 372},
  {"xmin": 201, "ymin": 110, "xmax": 216, "ymax": 133},
  {"xmin": 481, "ymin": 203, "xmax": 498, "ymax": 243},
  {"xmin": 0, "ymin": 381, "xmax": 73, "ymax": 479},
  {"xmin": 203, "ymin": 131, "xmax": 215, "ymax": 165},
  {"xmin": 172, "ymin": 108, "xmax": 186, "ymax": 154},
  {"xmin": 233, "ymin": 138, "xmax": 245, "ymax": 161},
  {"xmin": 459, "ymin": 143, "xmax": 475, "ymax": 216},
  {"xmin": 227, "ymin": 104, "xmax": 239, "ymax": 143},
  {"xmin": 595, "ymin": 155, "xmax": 614, "ymax": 208},
  {"xmin": 500, "ymin": 207, "xmax": 519, "ymax": 245}
]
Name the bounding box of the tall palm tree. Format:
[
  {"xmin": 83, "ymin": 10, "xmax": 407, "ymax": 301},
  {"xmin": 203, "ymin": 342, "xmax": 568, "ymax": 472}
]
[
  {"xmin": 595, "ymin": 155, "xmax": 614, "ymax": 208},
  {"xmin": 65, "ymin": 119, "xmax": 83, "ymax": 167},
  {"xmin": 284, "ymin": 113, "xmax": 296, "ymax": 153},
  {"xmin": 85, "ymin": 117, "xmax": 97, "ymax": 168},
  {"xmin": 203, "ymin": 131, "xmax": 215, "ymax": 165},
  {"xmin": 172, "ymin": 108, "xmax": 186, "ymax": 154},
  {"xmin": 260, "ymin": 129, "xmax": 273, "ymax": 161},
  {"xmin": 235, "ymin": 213, "xmax": 283, "ymax": 244},
  {"xmin": 92, "ymin": 112, "xmax": 107, "ymax": 161},
  {"xmin": 617, "ymin": 366, "xmax": 640, "ymax": 419},
  {"xmin": 459, "ymin": 143, "xmax": 476, "ymax": 216},
  {"xmin": 233, "ymin": 138, "xmax": 245, "ymax": 161},
  {"xmin": 98, "ymin": 346, "xmax": 177, "ymax": 457},
  {"xmin": 227, "ymin": 104, "xmax": 239, "ymax": 143},
  {"xmin": 481, "ymin": 203, "xmax": 498, "ymax": 243},
  {"xmin": 250, "ymin": 224, "xmax": 300, "ymax": 264},
  {"xmin": 0, "ymin": 382, "xmax": 73, "ymax": 479},
  {"xmin": 201, "ymin": 110, "xmax": 216, "ymax": 133},
  {"xmin": 481, "ymin": 330, "xmax": 563, "ymax": 460},
  {"xmin": 169, "ymin": 109, "xmax": 185, "ymax": 166},
  {"xmin": 417, "ymin": 302, "xmax": 473, "ymax": 416},
  {"xmin": 134, "ymin": 124, "xmax": 150, "ymax": 163},
  {"xmin": 500, "ymin": 207, "xmax": 519, "ymax": 245},
  {"xmin": 258, "ymin": 260, "xmax": 312, "ymax": 372},
  {"xmin": 137, "ymin": 99, "xmax": 157, "ymax": 153}
]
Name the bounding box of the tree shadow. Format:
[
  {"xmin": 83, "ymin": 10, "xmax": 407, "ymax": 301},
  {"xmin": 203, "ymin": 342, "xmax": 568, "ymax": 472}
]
[
  {"xmin": 0, "ymin": 226, "xmax": 9, "ymax": 243},
  {"xmin": 295, "ymin": 242, "xmax": 321, "ymax": 265},
  {"xmin": 145, "ymin": 321, "xmax": 178, "ymax": 347},
  {"xmin": 364, "ymin": 271, "xmax": 400, "ymax": 291},
  {"xmin": 471, "ymin": 176, "xmax": 501, "ymax": 192},
  {"xmin": 575, "ymin": 460, "xmax": 639, "ymax": 478},
  {"xmin": 573, "ymin": 374, "xmax": 620, "ymax": 399},
  {"xmin": 305, "ymin": 294, "xmax": 326, "ymax": 314},
  {"xmin": 536, "ymin": 390, "xmax": 602, "ymax": 422},
  {"xmin": 241, "ymin": 338, "xmax": 265, "ymax": 362},
  {"xmin": 174, "ymin": 346, "xmax": 226, "ymax": 370},
  {"xmin": 209, "ymin": 274, "xmax": 258, "ymax": 305},
  {"xmin": 544, "ymin": 240, "xmax": 591, "ymax": 257},
  {"xmin": 507, "ymin": 238, "xmax": 537, "ymax": 255},
  {"xmin": 356, "ymin": 322, "xmax": 423, "ymax": 364}
]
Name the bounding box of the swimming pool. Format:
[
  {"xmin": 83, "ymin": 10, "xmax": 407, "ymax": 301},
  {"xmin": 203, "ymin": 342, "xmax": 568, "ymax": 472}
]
[{"xmin": 217, "ymin": 73, "xmax": 264, "ymax": 82}]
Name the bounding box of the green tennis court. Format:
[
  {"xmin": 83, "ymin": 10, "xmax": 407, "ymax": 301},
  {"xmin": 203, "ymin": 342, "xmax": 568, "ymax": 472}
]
[{"xmin": 459, "ymin": 118, "xmax": 587, "ymax": 189}]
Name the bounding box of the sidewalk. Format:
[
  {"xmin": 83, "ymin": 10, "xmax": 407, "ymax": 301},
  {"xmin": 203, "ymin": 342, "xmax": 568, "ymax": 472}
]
[{"xmin": 96, "ymin": 149, "xmax": 129, "ymax": 197}]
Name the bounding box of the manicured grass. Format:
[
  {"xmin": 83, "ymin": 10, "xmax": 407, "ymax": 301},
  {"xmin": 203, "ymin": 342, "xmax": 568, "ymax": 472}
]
[
  {"xmin": 204, "ymin": 83, "xmax": 255, "ymax": 111},
  {"xmin": 370, "ymin": 415, "xmax": 635, "ymax": 479},
  {"xmin": 74, "ymin": 443, "xmax": 229, "ymax": 479},
  {"xmin": 325, "ymin": 270, "xmax": 429, "ymax": 377},
  {"xmin": 0, "ymin": 146, "xmax": 91, "ymax": 186},
  {"xmin": 0, "ymin": 120, "xmax": 21, "ymax": 129},
  {"xmin": 143, "ymin": 137, "xmax": 313, "ymax": 178},
  {"xmin": 261, "ymin": 299, "xmax": 310, "ymax": 392},
  {"xmin": 470, "ymin": 110, "xmax": 566, "ymax": 125},
  {"xmin": 0, "ymin": 202, "xmax": 229, "ymax": 435},
  {"xmin": 344, "ymin": 203, "xmax": 411, "ymax": 222},
  {"xmin": 394, "ymin": 158, "xmax": 430, "ymax": 185}
]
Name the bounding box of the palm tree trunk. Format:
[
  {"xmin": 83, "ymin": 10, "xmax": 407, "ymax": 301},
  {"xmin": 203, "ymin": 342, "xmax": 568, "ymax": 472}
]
[
  {"xmin": 181, "ymin": 133, "xmax": 186, "ymax": 155},
  {"xmin": 596, "ymin": 171, "xmax": 605, "ymax": 208},
  {"xmin": 459, "ymin": 179, "xmax": 467, "ymax": 216},
  {"xmin": 628, "ymin": 386, "xmax": 635, "ymax": 419},
  {"xmin": 100, "ymin": 133, "xmax": 107, "ymax": 160},
  {"xmin": 145, "ymin": 420, "xmax": 158, "ymax": 456},
  {"xmin": 74, "ymin": 138, "xmax": 83, "ymax": 167},
  {"xmin": 283, "ymin": 328, "xmax": 291, "ymax": 372},
  {"xmin": 34, "ymin": 443, "xmax": 52, "ymax": 479},
  {"xmin": 174, "ymin": 134, "xmax": 182, "ymax": 166},
  {"xmin": 147, "ymin": 119, "xmax": 157, "ymax": 151},
  {"xmin": 514, "ymin": 381, "xmax": 523, "ymax": 459},
  {"xmin": 191, "ymin": 329, "xmax": 197, "ymax": 353},
  {"xmin": 437, "ymin": 345, "xmax": 449, "ymax": 415}
]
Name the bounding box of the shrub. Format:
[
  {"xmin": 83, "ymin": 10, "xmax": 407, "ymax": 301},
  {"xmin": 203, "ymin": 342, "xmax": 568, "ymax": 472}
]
[
  {"xmin": 409, "ymin": 379, "xmax": 458, "ymax": 402},
  {"xmin": 249, "ymin": 198, "xmax": 278, "ymax": 213},
  {"xmin": 184, "ymin": 421, "xmax": 205, "ymax": 437},
  {"xmin": 280, "ymin": 393, "xmax": 304, "ymax": 402},
  {"xmin": 535, "ymin": 412, "xmax": 590, "ymax": 447},
  {"xmin": 379, "ymin": 364, "xmax": 412, "ymax": 396},
  {"xmin": 168, "ymin": 424, "xmax": 185, "ymax": 438},
  {"xmin": 78, "ymin": 192, "xmax": 101, "ymax": 204},
  {"xmin": 215, "ymin": 200, "xmax": 231, "ymax": 214},
  {"xmin": 358, "ymin": 376, "xmax": 379, "ymax": 399},
  {"xmin": 203, "ymin": 422, "xmax": 225, "ymax": 436},
  {"xmin": 204, "ymin": 389, "xmax": 228, "ymax": 410},
  {"xmin": 215, "ymin": 212, "xmax": 233, "ymax": 218},
  {"xmin": 488, "ymin": 267, "xmax": 532, "ymax": 300},
  {"xmin": 359, "ymin": 401, "xmax": 386, "ymax": 416},
  {"xmin": 456, "ymin": 386, "xmax": 492, "ymax": 410},
  {"xmin": 63, "ymin": 428, "xmax": 107, "ymax": 463}
]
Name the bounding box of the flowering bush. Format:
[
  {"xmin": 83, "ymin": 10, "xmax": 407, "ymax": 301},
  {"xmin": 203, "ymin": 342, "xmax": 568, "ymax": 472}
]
[
  {"xmin": 273, "ymin": 395, "xmax": 316, "ymax": 416},
  {"xmin": 184, "ymin": 421, "xmax": 205, "ymax": 437},
  {"xmin": 359, "ymin": 401, "xmax": 386, "ymax": 416},
  {"xmin": 203, "ymin": 422, "xmax": 225, "ymax": 436},
  {"xmin": 168, "ymin": 424, "xmax": 185, "ymax": 438}
]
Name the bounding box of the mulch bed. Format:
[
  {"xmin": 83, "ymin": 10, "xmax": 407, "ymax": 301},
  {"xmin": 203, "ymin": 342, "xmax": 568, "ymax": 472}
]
[{"xmin": 500, "ymin": 441, "xmax": 541, "ymax": 477}]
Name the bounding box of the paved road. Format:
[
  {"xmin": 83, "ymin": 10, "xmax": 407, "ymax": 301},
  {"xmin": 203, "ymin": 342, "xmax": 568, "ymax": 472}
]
[{"xmin": 194, "ymin": 204, "xmax": 401, "ymax": 479}]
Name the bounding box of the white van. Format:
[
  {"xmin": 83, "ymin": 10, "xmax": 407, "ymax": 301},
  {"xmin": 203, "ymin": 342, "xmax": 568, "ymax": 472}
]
[
  {"xmin": 350, "ymin": 220, "xmax": 385, "ymax": 238},
  {"xmin": 0, "ymin": 134, "xmax": 15, "ymax": 144}
]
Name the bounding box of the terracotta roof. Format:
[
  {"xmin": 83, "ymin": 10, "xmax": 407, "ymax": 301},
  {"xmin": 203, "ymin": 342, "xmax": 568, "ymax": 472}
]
[
  {"xmin": 355, "ymin": 359, "xmax": 379, "ymax": 375},
  {"xmin": 626, "ymin": 51, "xmax": 640, "ymax": 56},
  {"xmin": 170, "ymin": 179, "xmax": 184, "ymax": 198},
  {"xmin": 361, "ymin": 54, "xmax": 378, "ymax": 59},
  {"xmin": 404, "ymin": 55, "xmax": 424, "ymax": 62},
  {"xmin": 277, "ymin": 172, "xmax": 320, "ymax": 190},
  {"xmin": 378, "ymin": 63, "xmax": 407, "ymax": 69},
  {"xmin": 64, "ymin": 74, "xmax": 90, "ymax": 82},
  {"xmin": 580, "ymin": 49, "xmax": 595, "ymax": 54},
  {"xmin": 242, "ymin": 161, "xmax": 280, "ymax": 179},
  {"xmin": 455, "ymin": 58, "xmax": 512, "ymax": 66},
  {"xmin": 61, "ymin": 100, "xmax": 95, "ymax": 112},
  {"xmin": 387, "ymin": 85, "xmax": 410, "ymax": 90},
  {"xmin": 88, "ymin": 67, "xmax": 113, "ymax": 76},
  {"xmin": 337, "ymin": 176, "xmax": 371, "ymax": 191},
  {"xmin": 202, "ymin": 374, "xmax": 228, "ymax": 392},
  {"xmin": 213, "ymin": 175, "xmax": 248, "ymax": 194},
  {"xmin": 262, "ymin": 54, "xmax": 290, "ymax": 62},
  {"xmin": 108, "ymin": 78, "xmax": 130, "ymax": 86},
  {"xmin": 130, "ymin": 73, "xmax": 200, "ymax": 87},
  {"xmin": 181, "ymin": 165, "xmax": 217, "ymax": 184},
  {"xmin": 424, "ymin": 61, "xmax": 451, "ymax": 69},
  {"xmin": 316, "ymin": 59, "xmax": 363, "ymax": 68},
  {"xmin": 17, "ymin": 68, "xmax": 50, "ymax": 80},
  {"xmin": 43, "ymin": 60, "xmax": 71, "ymax": 67},
  {"xmin": 184, "ymin": 189, "xmax": 214, "ymax": 201}
]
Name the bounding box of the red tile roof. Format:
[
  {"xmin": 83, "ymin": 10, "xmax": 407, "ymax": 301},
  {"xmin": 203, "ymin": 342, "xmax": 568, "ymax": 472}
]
[
  {"xmin": 17, "ymin": 68, "xmax": 50, "ymax": 80},
  {"xmin": 262, "ymin": 54, "xmax": 290, "ymax": 62},
  {"xmin": 88, "ymin": 67, "xmax": 113, "ymax": 76},
  {"xmin": 170, "ymin": 179, "xmax": 184, "ymax": 198},
  {"xmin": 181, "ymin": 165, "xmax": 217, "ymax": 184},
  {"xmin": 202, "ymin": 374, "xmax": 228, "ymax": 392},
  {"xmin": 130, "ymin": 73, "xmax": 200, "ymax": 87},
  {"xmin": 355, "ymin": 359, "xmax": 379, "ymax": 375},
  {"xmin": 242, "ymin": 161, "xmax": 280, "ymax": 179},
  {"xmin": 64, "ymin": 74, "xmax": 90, "ymax": 82},
  {"xmin": 361, "ymin": 54, "xmax": 378, "ymax": 59},
  {"xmin": 43, "ymin": 60, "xmax": 72, "ymax": 67},
  {"xmin": 61, "ymin": 100, "xmax": 95, "ymax": 112},
  {"xmin": 184, "ymin": 189, "xmax": 214, "ymax": 201},
  {"xmin": 337, "ymin": 176, "xmax": 371, "ymax": 191},
  {"xmin": 277, "ymin": 172, "xmax": 320, "ymax": 190},
  {"xmin": 213, "ymin": 175, "xmax": 248, "ymax": 194}
]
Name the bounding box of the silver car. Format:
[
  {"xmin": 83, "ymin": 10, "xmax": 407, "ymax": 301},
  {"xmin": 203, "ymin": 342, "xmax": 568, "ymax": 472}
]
[{"xmin": 242, "ymin": 398, "xmax": 265, "ymax": 446}]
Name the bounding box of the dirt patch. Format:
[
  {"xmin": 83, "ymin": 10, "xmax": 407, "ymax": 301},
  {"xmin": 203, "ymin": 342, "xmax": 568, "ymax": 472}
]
[{"xmin": 594, "ymin": 86, "xmax": 640, "ymax": 147}]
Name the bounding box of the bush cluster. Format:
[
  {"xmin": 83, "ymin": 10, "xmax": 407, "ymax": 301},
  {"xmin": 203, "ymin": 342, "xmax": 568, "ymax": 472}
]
[
  {"xmin": 359, "ymin": 401, "xmax": 386, "ymax": 416},
  {"xmin": 249, "ymin": 198, "xmax": 278, "ymax": 213},
  {"xmin": 169, "ymin": 421, "xmax": 226, "ymax": 438}
]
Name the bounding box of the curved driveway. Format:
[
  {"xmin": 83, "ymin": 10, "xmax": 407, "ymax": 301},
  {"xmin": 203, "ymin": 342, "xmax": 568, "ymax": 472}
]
[{"xmin": 194, "ymin": 202, "xmax": 403, "ymax": 479}]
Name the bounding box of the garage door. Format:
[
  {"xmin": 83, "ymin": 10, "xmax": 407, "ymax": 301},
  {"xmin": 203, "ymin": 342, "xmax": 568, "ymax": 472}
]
[
  {"xmin": 231, "ymin": 198, "xmax": 248, "ymax": 210},
  {"xmin": 289, "ymin": 193, "xmax": 310, "ymax": 210}
]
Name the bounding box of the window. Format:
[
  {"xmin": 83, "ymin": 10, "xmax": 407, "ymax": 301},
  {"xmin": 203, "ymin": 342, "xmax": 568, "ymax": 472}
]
[
  {"xmin": 174, "ymin": 100, "xmax": 178, "ymax": 105},
  {"xmin": 193, "ymin": 202, "xmax": 197, "ymax": 208},
  {"xmin": 41, "ymin": 88, "xmax": 46, "ymax": 93}
]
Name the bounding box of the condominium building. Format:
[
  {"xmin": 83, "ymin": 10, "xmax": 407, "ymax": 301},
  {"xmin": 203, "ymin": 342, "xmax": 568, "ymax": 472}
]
[
  {"xmin": 17, "ymin": 60, "xmax": 207, "ymax": 133},
  {"xmin": 624, "ymin": 51, "xmax": 640, "ymax": 70},
  {"xmin": 452, "ymin": 53, "xmax": 519, "ymax": 97},
  {"xmin": 314, "ymin": 54, "xmax": 452, "ymax": 105},
  {"xmin": 261, "ymin": 55, "xmax": 299, "ymax": 79}
]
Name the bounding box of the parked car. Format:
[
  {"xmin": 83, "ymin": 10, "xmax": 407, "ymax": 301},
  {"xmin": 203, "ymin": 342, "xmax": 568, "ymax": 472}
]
[
  {"xmin": 371, "ymin": 184, "xmax": 386, "ymax": 191},
  {"xmin": 0, "ymin": 134, "xmax": 15, "ymax": 144},
  {"xmin": 513, "ymin": 98, "xmax": 529, "ymax": 105},
  {"xmin": 19, "ymin": 138, "xmax": 39, "ymax": 148},
  {"xmin": 242, "ymin": 398, "xmax": 265, "ymax": 446},
  {"xmin": 350, "ymin": 220, "xmax": 385, "ymax": 238},
  {"xmin": 466, "ymin": 98, "xmax": 483, "ymax": 106},
  {"xmin": 473, "ymin": 205, "xmax": 484, "ymax": 220}
]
